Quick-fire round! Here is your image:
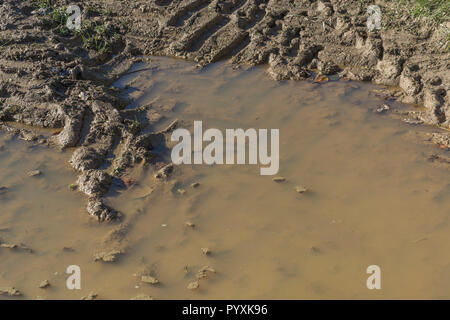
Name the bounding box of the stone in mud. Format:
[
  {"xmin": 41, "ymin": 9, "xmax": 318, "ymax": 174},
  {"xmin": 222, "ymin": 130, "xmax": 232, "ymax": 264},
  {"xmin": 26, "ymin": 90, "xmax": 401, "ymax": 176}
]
[
  {"xmin": 39, "ymin": 280, "xmax": 50, "ymax": 289},
  {"xmin": 403, "ymin": 118, "xmax": 424, "ymax": 125},
  {"xmin": 185, "ymin": 221, "xmax": 195, "ymax": 228},
  {"xmin": 0, "ymin": 287, "xmax": 22, "ymax": 296},
  {"xmin": 0, "ymin": 242, "xmax": 32, "ymax": 252},
  {"xmin": 0, "ymin": 186, "xmax": 8, "ymax": 195},
  {"xmin": 201, "ymin": 247, "xmax": 211, "ymax": 256},
  {"xmin": 374, "ymin": 104, "xmax": 390, "ymax": 114},
  {"xmin": 191, "ymin": 182, "xmax": 200, "ymax": 188},
  {"xmin": 131, "ymin": 294, "xmax": 153, "ymax": 300},
  {"xmin": 187, "ymin": 281, "xmax": 199, "ymax": 290},
  {"xmin": 27, "ymin": 170, "xmax": 41, "ymax": 177},
  {"xmin": 272, "ymin": 176, "xmax": 286, "ymax": 182},
  {"xmin": 77, "ymin": 170, "xmax": 111, "ymax": 197},
  {"xmin": 295, "ymin": 186, "xmax": 308, "ymax": 194},
  {"xmin": 177, "ymin": 189, "xmax": 186, "ymax": 195},
  {"xmin": 155, "ymin": 163, "xmax": 174, "ymax": 180},
  {"xmin": 141, "ymin": 275, "xmax": 159, "ymax": 285},
  {"xmin": 86, "ymin": 197, "xmax": 121, "ymax": 222},
  {"xmin": 94, "ymin": 249, "xmax": 122, "ymax": 262},
  {"xmin": 81, "ymin": 292, "xmax": 98, "ymax": 300},
  {"xmin": 70, "ymin": 147, "xmax": 106, "ymax": 172},
  {"xmin": 19, "ymin": 131, "xmax": 39, "ymax": 142}
]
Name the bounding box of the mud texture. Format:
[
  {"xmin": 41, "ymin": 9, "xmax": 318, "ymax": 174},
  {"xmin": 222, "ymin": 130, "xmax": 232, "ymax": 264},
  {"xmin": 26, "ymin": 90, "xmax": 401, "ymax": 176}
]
[{"xmin": 0, "ymin": 0, "xmax": 449, "ymax": 220}]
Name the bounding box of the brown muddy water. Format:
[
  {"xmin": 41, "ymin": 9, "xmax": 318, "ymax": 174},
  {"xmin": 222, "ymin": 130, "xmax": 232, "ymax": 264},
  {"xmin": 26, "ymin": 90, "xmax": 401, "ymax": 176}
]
[{"xmin": 2, "ymin": 57, "xmax": 450, "ymax": 299}]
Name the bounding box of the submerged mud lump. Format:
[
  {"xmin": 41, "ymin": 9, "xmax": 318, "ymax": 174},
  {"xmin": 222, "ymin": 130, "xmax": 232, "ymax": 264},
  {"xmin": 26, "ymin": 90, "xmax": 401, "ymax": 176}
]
[
  {"xmin": 77, "ymin": 170, "xmax": 112, "ymax": 197},
  {"xmin": 87, "ymin": 197, "xmax": 121, "ymax": 222},
  {"xmin": 94, "ymin": 249, "xmax": 122, "ymax": 262},
  {"xmin": 0, "ymin": 287, "xmax": 22, "ymax": 297}
]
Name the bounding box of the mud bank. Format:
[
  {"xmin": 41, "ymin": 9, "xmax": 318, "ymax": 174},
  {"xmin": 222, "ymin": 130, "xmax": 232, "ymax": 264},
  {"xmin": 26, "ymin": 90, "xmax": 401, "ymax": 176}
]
[{"xmin": 0, "ymin": 0, "xmax": 449, "ymax": 222}]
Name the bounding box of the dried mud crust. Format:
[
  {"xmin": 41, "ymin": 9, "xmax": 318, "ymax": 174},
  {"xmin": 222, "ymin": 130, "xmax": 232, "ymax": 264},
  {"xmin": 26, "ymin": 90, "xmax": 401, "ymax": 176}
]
[{"xmin": 0, "ymin": 0, "xmax": 449, "ymax": 221}]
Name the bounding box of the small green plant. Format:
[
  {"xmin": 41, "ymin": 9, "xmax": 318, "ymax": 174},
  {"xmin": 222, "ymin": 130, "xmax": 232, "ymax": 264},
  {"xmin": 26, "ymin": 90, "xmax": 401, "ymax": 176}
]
[
  {"xmin": 395, "ymin": 0, "xmax": 450, "ymax": 23},
  {"xmin": 76, "ymin": 21, "xmax": 118, "ymax": 53},
  {"xmin": 68, "ymin": 183, "xmax": 77, "ymax": 190},
  {"xmin": 39, "ymin": 0, "xmax": 52, "ymax": 9},
  {"xmin": 52, "ymin": 6, "xmax": 71, "ymax": 36},
  {"xmin": 134, "ymin": 115, "xmax": 141, "ymax": 128}
]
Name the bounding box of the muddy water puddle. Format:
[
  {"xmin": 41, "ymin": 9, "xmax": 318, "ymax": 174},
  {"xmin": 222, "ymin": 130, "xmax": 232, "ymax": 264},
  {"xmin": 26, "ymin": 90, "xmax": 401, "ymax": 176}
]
[{"xmin": 2, "ymin": 57, "xmax": 450, "ymax": 299}]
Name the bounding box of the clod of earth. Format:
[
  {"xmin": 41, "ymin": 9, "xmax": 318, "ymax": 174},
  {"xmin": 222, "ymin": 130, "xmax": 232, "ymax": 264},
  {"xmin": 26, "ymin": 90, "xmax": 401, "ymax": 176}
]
[
  {"xmin": 402, "ymin": 118, "xmax": 424, "ymax": 125},
  {"xmin": 295, "ymin": 186, "xmax": 308, "ymax": 194},
  {"xmin": 177, "ymin": 189, "xmax": 186, "ymax": 195},
  {"xmin": 187, "ymin": 281, "xmax": 199, "ymax": 290},
  {"xmin": 375, "ymin": 104, "xmax": 390, "ymax": 114},
  {"xmin": 94, "ymin": 249, "xmax": 122, "ymax": 262},
  {"xmin": 0, "ymin": 242, "xmax": 32, "ymax": 253},
  {"xmin": 141, "ymin": 275, "xmax": 159, "ymax": 285},
  {"xmin": 201, "ymin": 247, "xmax": 212, "ymax": 256},
  {"xmin": 154, "ymin": 163, "xmax": 174, "ymax": 180},
  {"xmin": 27, "ymin": 170, "xmax": 41, "ymax": 177},
  {"xmin": 0, "ymin": 287, "xmax": 22, "ymax": 296},
  {"xmin": 272, "ymin": 176, "xmax": 286, "ymax": 182},
  {"xmin": 39, "ymin": 280, "xmax": 50, "ymax": 289},
  {"xmin": 0, "ymin": 186, "xmax": 8, "ymax": 195},
  {"xmin": 191, "ymin": 182, "xmax": 200, "ymax": 188},
  {"xmin": 185, "ymin": 221, "xmax": 195, "ymax": 228},
  {"xmin": 81, "ymin": 292, "xmax": 98, "ymax": 300}
]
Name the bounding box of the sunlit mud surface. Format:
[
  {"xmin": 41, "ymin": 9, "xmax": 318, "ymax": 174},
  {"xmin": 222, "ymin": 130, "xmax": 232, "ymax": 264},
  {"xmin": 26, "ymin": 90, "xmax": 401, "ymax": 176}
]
[{"xmin": 2, "ymin": 57, "xmax": 450, "ymax": 299}]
